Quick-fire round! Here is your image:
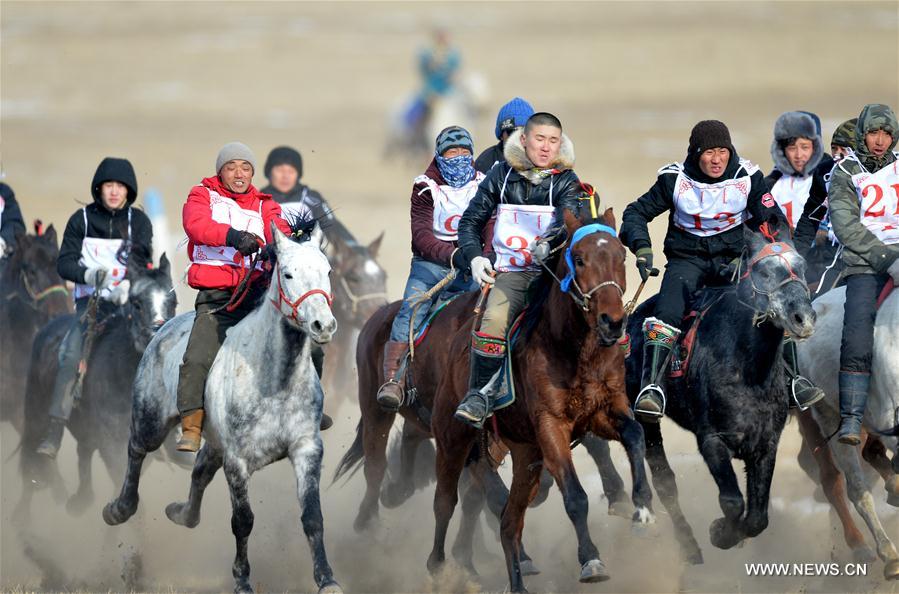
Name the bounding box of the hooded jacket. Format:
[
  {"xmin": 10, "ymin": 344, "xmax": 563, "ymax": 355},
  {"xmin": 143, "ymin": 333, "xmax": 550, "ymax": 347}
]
[
  {"xmin": 57, "ymin": 158, "xmax": 153, "ymax": 286},
  {"xmin": 620, "ymin": 149, "xmax": 784, "ymax": 261},
  {"xmin": 457, "ymin": 127, "xmax": 581, "ymax": 265},
  {"xmin": 829, "ymin": 103, "xmax": 899, "ymax": 275},
  {"xmin": 183, "ymin": 176, "xmax": 291, "ymax": 290},
  {"xmin": 0, "ymin": 183, "xmax": 26, "ymax": 248}
]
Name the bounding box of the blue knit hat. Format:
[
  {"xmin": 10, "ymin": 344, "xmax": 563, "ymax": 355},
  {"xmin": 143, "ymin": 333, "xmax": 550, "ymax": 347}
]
[
  {"xmin": 495, "ymin": 97, "xmax": 535, "ymax": 139},
  {"xmin": 435, "ymin": 126, "xmax": 474, "ymax": 156}
]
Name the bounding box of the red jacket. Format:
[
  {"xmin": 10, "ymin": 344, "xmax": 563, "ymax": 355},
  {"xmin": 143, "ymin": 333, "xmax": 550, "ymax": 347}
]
[{"xmin": 183, "ymin": 176, "xmax": 291, "ymax": 290}]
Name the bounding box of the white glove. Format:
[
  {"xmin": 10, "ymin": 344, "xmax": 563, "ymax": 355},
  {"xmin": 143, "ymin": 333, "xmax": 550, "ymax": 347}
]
[
  {"xmin": 888, "ymin": 258, "xmax": 899, "ymax": 283},
  {"xmin": 470, "ymin": 256, "xmax": 495, "ymax": 287},
  {"xmin": 529, "ymin": 239, "xmax": 551, "ymax": 265},
  {"xmin": 105, "ymin": 279, "xmax": 130, "ymax": 306},
  {"xmin": 84, "ymin": 267, "xmax": 113, "ymax": 290}
]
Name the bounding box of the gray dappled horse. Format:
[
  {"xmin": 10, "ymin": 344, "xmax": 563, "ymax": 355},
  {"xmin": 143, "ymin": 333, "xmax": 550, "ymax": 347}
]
[{"xmin": 103, "ymin": 222, "xmax": 342, "ymax": 594}]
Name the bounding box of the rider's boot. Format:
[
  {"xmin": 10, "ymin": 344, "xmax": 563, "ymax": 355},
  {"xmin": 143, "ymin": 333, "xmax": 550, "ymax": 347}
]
[
  {"xmin": 376, "ymin": 340, "xmax": 409, "ymax": 411},
  {"xmin": 454, "ymin": 333, "xmax": 506, "ymax": 429},
  {"xmin": 35, "ymin": 417, "xmax": 67, "ymax": 459},
  {"xmin": 37, "ymin": 326, "xmax": 82, "ymax": 458},
  {"xmin": 634, "ymin": 318, "xmax": 681, "ymax": 423},
  {"xmin": 176, "ymin": 408, "xmax": 205, "ymax": 452},
  {"xmin": 837, "ymin": 371, "xmax": 869, "ymax": 446},
  {"xmin": 783, "ymin": 337, "xmax": 825, "ymax": 409}
]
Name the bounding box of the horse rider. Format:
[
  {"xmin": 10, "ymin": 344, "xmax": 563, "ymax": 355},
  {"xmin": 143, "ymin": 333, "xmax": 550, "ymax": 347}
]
[
  {"xmin": 376, "ymin": 126, "xmax": 489, "ymax": 410},
  {"xmin": 0, "ymin": 182, "xmax": 26, "ymax": 258},
  {"xmin": 403, "ymin": 27, "xmax": 461, "ymax": 133},
  {"xmin": 828, "ymin": 103, "xmax": 899, "ymax": 445},
  {"xmin": 176, "ymin": 142, "xmax": 300, "ymax": 452},
  {"xmin": 37, "ymin": 157, "xmax": 153, "ymax": 458},
  {"xmin": 619, "ymin": 120, "xmax": 819, "ymax": 423},
  {"xmin": 453, "ymin": 112, "xmax": 583, "ymax": 428},
  {"xmin": 475, "ymin": 97, "xmax": 535, "ymax": 174}
]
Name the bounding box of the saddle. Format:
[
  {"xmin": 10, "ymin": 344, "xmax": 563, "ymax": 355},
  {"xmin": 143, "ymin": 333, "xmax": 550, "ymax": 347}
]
[{"xmin": 668, "ymin": 288, "xmax": 730, "ymax": 379}]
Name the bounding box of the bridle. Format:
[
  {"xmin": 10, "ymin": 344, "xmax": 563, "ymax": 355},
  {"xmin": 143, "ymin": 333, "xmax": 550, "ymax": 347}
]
[
  {"xmin": 270, "ymin": 266, "xmax": 333, "ymax": 325},
  {"xmin": 5, "ymin": 268, "xmax": 68, "ymax": 310},
  {"xmin": 337, "ymin": 275, "xmax": 388, "ymax": 317},
  {"xmin": 737, "ymin": 240, "xmax": 809, "ymax": 325}
]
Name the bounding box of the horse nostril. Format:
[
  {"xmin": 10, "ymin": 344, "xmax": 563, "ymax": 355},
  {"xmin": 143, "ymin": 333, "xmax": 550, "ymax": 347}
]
[
  {"xmin": 793, "ymin": 313, "xmax": 805, "ymax": 326},
  {"xmin": 311, "ymin": 320, "xmax": 323, "ymax": 334},
  {"xmin": 326, "ymin": 318, "xmax": 337, "ymax": 333}
]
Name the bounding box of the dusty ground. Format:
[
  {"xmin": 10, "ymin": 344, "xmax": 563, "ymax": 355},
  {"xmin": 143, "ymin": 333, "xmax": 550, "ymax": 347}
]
[{"xmin": 2, "ymin": 1, "xmax": 898, "ymax": 592}]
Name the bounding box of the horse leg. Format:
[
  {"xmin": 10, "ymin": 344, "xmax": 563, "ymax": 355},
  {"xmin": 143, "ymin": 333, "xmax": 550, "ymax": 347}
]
[
  {"xmin": 452, "ymin": 465, "xmax": 486, "ymax": 576},
  {"xmin": 165, "ymin": 444, "xmax": 223, "ymax": 528},
  {"xmin": 612, "ymin": 415, "xmax": 654, "ymax": 528},
  {"xmin": 741, "ymin": 446, "xmax": 777, "ymax": 539},
  {"xmin": 381, "ymin": 420, "xmax": 426, "ymax": 508},
  {"xmin": 538, "ymin": 423, "xmax": 609, "ymax": 584},
  {"xmin": 103, "ymin": 437, "xmax": 152, "ymax": 525},
  {"xmin": 797, "ymin": 411, "xmax": 874, "ymax": 561},
  {"xmin": 353, "ymin": 395, "xmax": 395, "ymax": 531},
  {"xmin": 862, "ymin": 435, "xmax": 899, "ymax": 507},
  {"xmin": 641, "ymin": 422, "xmax": 702, "ymax": 563},
  {"xmin": 65, "ymin": 440, "xmax": 95, "ymax": 516},
  {"xmin": 224, "ymin": 458, "xmax": 255, "ymax": 594},
  {"xmin": 831, "ymin": 440, "xmax": 899, "ymax": 580},
  {"xmin": 426, "ymin": 435, "xmax": 472, "ymax": 576},
  {"xmin": 291, "ymin": 437, "xmax": 341, "ymax": 593},
  {"xmin": 500, "ymin": 443, "xmax": 543, "ymax": 593},
  {"xmin": 581, "ymin": 433, "xmax": 630, "ymax": 518},
  {"xmin": 697, "ymin": 432, "xmax": 746, "ymax": 550}
]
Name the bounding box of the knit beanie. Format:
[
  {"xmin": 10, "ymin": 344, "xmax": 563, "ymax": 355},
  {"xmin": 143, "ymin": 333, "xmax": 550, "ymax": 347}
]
[
  {"xmin": 264, "ymin": 145, "xmax": 303, "ymax": 180},
  {"xmin": 435, "ymin": 126, "xmax": 474, "ymax": 156},
  {"xmin": 831, "ymin": 118, "xmax": 858, "ymax": 149},
  {"xmin": 495, "ymin": 97, "xmax": 535, "ymax": 139},
  {"xmin": 216, "ymin": 142, "xmax": 256, "ymax": 173},
  {"xmin": 688, "ymin": 120, "xmax": 733, "ymax": 155}
]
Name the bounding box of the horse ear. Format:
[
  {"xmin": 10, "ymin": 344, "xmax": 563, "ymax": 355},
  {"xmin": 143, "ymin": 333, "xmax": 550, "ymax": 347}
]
[
  {"xmin": 43, "ymin": 224, "xmax": 58, "ymax": 245},
  {"xmin": 600, "ymin": 207, "xmax": 616, "ymax": 231},
  {"xmin": 309, "ymin": 223, "xmax": 325, "ymax": 250},
  {"xmin": 563, "ymin": 208, "xmax": 582, "ymax": 235},
  {"xmin": 158, "ymin": 252, "xmax": 170, "ymax": 276},
  {"xmin": 368, "ymin": 231, "xmax": 384, "ymax": 258},
  {"xmin": 271, "ymin": 220, "xmax": 289, "ymax": 254}
]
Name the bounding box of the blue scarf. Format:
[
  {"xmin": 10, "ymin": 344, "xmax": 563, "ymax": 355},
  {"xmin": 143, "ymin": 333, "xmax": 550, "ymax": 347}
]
[
  {"xmin": 435, "ymin": 154, "xmax": 475, "ymax": 188},
  {"xmin": 560, "ymin": 223, "xmax": 618, "ymax": 293}
]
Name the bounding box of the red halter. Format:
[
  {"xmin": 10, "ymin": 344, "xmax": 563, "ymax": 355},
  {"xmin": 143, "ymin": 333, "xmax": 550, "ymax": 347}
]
[{"xmin": 270, "ymin": 270, "xmax": 333, "ymax": 325}]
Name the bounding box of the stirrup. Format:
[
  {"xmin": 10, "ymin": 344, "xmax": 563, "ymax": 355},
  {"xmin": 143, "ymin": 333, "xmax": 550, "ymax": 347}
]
[
  {"xmin": 376, "ymin": 379, "xmax": 403, "ymax": 411},
  {"xmin": 790, "ymin": 375, "xmax": 824, "ymax": 411},
  {"xmin": 454, "ymin": 390, "xmax": 491, "ymax": 429},
  {"xmin": 634, "ymin": 384, "xmax": 666, "ymax": 423}
]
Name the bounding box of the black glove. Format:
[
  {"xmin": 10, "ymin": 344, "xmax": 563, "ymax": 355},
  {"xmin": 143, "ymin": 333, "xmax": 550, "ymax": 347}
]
[
  {"xmin": 226, "ymin": 228, "xmax": 261, "ymax": 256},
  {"xmin": 635, "ymin": 247, "xmax": 653, "ymax": 282},
  {"xmin": 451, "ymin": 248, "xmax": 470, "ymax": 274}
]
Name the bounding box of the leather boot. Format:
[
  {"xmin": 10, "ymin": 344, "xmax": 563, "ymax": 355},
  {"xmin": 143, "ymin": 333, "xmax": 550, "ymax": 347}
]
[
  {"xmin": 454, "ymin": 334, "xmax": 507, "ymax": 429},
  {"xmin": 36, "ymin": 417, "xmax": 67, "ymax": 459},
  {"xmin": 176, "ymin": 409, "xmax": 205, "ymax": 452},
  {"xmin": 783, "ymin": 337, "xmax": 825, "ymax": 409},
  {"xmin": 837, "ymin": 371, "xmax": 869, "ymax": 446},
  {"xmin": 634, "ymin": 318, "xmax": 681, "ymax": 423},
  {"xmin": 376, "ymin": 340, "xmax": 409, "ymax": 411}
]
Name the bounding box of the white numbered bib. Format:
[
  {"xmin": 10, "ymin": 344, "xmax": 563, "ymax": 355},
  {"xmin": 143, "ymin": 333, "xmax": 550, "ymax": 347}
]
[
  {"xmin": 74, "ymin": 207, "xmax": 131, "ymax": 300},
  {"xmin": 416, "ymin": 172, "xmax": 484, "ymax": 242},
  {"xmin": 852, "ymin": 159, "xmax": 899, "ymax": 245},
  {"xmin": 192, "ymin": 189, "xmax": 265, "ymax": 270},
  {"xmin": 770, "ymin": 173, "xmax": 813, "ymax": 229},
  {"xmin": 492, "ymin": 204, "xmax": 554, "ymax": 272},
  {"xmin": 669, "ymin": 160, "xmax": 754, "ymax": 237}
]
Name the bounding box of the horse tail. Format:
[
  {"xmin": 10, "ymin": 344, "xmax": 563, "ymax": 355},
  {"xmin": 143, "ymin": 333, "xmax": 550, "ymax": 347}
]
[{"xmin": 333, "ymin": 419, "xmax": 365, "ymax": 484}]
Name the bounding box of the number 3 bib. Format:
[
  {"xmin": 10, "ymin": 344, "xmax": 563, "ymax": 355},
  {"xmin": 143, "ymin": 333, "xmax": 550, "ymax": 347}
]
[{"xmin": 492, "ymin": 168, "xmax": 556, "ymax": 272}]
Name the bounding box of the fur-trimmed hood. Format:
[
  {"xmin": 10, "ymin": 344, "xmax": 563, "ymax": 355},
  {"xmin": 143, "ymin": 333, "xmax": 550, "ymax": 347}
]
[
  {"xmin": 770, "ymin": 111, "xmax": 823, "ymax": 176},
  {"xmin": 503, "ymin": 126, "xmax": 575, "ymax": 184}
]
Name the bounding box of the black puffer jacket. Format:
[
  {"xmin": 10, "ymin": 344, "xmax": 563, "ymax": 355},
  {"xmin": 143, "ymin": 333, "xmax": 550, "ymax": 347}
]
[
  {"xmin": 0, "ymin": 183, "xmax": 26, "ymax": 248},
  {"xmin": 620, "ymin": 151, "xmax": 785, "ymax": 261},
  {"xmin": 261, "ymin": 182, "xmax": 356, "ymax": 247},
  {"xmin": 474, "ymin": 141, "xmax": 505, "ymax": 174},
  {"xmin": 458, "ymin": 128, "xmax": 581, "ymax": 264},
  {"xmin": 58, "ymin": 158, "xmax": 152, "ymax": 285}
]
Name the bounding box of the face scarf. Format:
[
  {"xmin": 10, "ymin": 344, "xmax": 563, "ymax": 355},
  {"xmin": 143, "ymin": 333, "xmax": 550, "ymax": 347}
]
[{"xmin": 435, "ymin": 153, "xmax": 475, "ymax": 188}]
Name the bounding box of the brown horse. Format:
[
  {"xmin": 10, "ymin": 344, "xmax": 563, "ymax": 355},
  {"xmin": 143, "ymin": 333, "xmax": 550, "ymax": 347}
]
[{"xmin": 427, "ymin": 209, "xmax": 653, "ymax": 592}]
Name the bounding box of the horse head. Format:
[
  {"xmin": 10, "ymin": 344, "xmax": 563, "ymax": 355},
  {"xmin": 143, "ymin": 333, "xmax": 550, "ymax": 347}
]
[
  {"xmin": 331, "ymin": 232, "xmax": 388, "ymax": 325},
  {"xmin": 558, "ymin": 208, "xmax": 628, "ymax": 346},
  {"xmin": 124, "ymin": 252, "xmax": 176, "ymax": 353},
  {"xmin": 740, "ymin": 217, "xmax": 816, "ymax": 339},
  {"xmin": 269, "ymin": 220, "xmax": 338, "ymax": 345},
  {"xmin": 2, "ymin": 222, "xmax": 70, "ymax": 317}
]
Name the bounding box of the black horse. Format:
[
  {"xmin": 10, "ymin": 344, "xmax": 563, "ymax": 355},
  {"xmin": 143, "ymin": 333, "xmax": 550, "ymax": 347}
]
[
  {"xmin": 0, "ymin": 222, "xmax": 71, "ymax": 435},
  {"xmin": 626, "ymin": 221, "xmax": 816, "ymax": 562},
  {"xmin": 18, "ymin": 253, "xmax": 176, "ymax": 519}
]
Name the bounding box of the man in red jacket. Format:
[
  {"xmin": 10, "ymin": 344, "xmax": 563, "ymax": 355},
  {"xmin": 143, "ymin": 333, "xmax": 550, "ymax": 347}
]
[{"xmin": 177, "ymin": 142, "xmax": 294, "ymax": 452}]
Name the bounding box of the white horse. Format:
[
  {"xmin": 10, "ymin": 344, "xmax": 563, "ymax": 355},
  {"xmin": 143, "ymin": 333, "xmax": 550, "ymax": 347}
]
[
  {"xmin": 798, "ymin": 285, "xmax": 899, "ymax": 580},
  {"xmin": 103, "ymin": 222, "xmax": 342, "ymax": 594}
]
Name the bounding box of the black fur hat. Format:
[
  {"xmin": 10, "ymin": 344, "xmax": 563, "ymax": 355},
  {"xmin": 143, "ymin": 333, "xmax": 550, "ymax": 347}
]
[
  {"xmin": 688, "ymin": 120, "xmax": 733, "ymax": 155},
  {"xmin": 770, "ymin": 111, "xmax": 823, "ymax": 176}
]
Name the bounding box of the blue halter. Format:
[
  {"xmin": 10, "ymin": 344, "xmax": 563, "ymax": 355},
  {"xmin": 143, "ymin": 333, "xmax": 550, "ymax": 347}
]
[{"xmin": 560, "ymin": 223, "xmax": 617, "ymax": 293}]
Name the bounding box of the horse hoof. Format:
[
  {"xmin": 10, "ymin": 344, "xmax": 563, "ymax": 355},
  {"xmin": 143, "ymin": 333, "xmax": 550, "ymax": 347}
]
[
  {"xmin": 579, "ymin": 559, "xmax": 610, "ymax": 583},
  {"xmin": 519, "ymin": 558, "xmax": 540, "ymax": 576},
  {"xmin": 426, "ymin": 553, "xmax": 445, "ymax": 576},
  {"xmin": 66, "ymin": 492, "xmax": 94, "ymax": 517},
  {"xmin": 684, "ymin": 547, "xmax": 704, "ymax": 565},
  {"xmin": 318, "ymin": 580, "xmax": 343, "ymax": 594},
  {"xmin": 380, "ymin": 482, "xmax": 414, "ymax": 509},
  {"xmin": 884, "ymin": 559, "xmax": 899, "ymax": 581},
  {"xmin": 607, "ymin": 497, "xmax": 633, "ymax": 519},
  {"xmin": 102, "ymin": 500, "xmax": 135, "ymax": 526},
  {"xmin": 852, "ymin": 546, "xmax": 877, "ymax": 563},
  {"xmin": 709, "ymin": 518, "xmax": 742, "ymax": 550},
  {"xmin": 165, "ymin": 501, "xmax": 199, "ymax": 528},
  {"xmin": 234, "ymin": 582, "xmax": 253, "ymax": 594}
]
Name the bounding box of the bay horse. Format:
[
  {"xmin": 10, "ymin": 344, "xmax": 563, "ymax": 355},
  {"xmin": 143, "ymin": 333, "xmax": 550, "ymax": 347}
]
[
  {"xmin": 103, "ymin": 221, "xmax": 342, "ymax": 594},
  {"xmin": 625, "ymin": 219, "xmax": 816, "ymax": 565},
  {"xmin": 428, "ymin": 209, "xmax": 654, "ymax": 592},
  {"xmin": 0, "ymin": 222, "xmax": 71, "ymax": 434},
  {"xmin": 17, "ymin": 251, "xmax": 176, "ymax": 519}
]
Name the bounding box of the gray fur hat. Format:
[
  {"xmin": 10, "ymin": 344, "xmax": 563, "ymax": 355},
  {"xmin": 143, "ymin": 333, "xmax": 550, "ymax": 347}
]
[
  {"xmin": 216, "ymin": 142, "xmax": 257, "ymax": 173},
  {"xmin": 770, "ymin": 111, "xmax": 823, "ymax": 176}
]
